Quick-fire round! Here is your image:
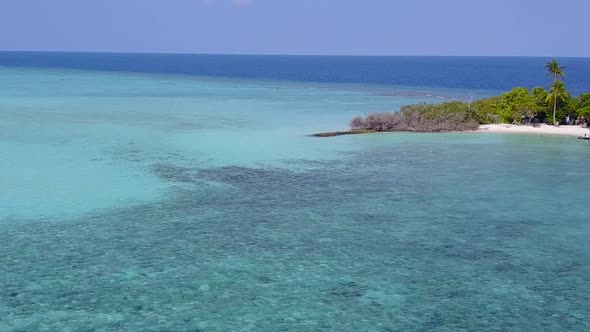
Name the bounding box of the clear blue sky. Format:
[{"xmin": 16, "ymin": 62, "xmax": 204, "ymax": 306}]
[{"xmin": 1, "ymin": 0, "xmax": 588, "ymax": 57}]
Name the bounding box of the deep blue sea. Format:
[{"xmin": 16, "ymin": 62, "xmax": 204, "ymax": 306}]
[
  {"xmin": 1, "ymin": 53, "xmax": 589, "ymax": 331},
  {"xmin": 1, "ymin": 52, "xmax": 590, "ymax": 94}
]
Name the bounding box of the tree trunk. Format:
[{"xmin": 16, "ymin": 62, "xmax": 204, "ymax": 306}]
[
  {"xmin": 553, "ymin": 95, "xmax": 558, "ymax": 126},
  {"xmin": 551, "ymin": 73, "xmax": 560, "ymax": 126}
]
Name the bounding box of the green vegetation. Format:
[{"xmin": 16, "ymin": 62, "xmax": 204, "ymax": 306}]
[
  {"xmin": 467, "ymin": 60, "xmax": 588, "ymax": 126},
  {"xmin": 336, "ymin": 59, "xmax": 589, "ymax": 134},
  {"xmin": 545, "ymin": 59, "xmax": 567, "ymax": 125},
  {"xmin": 547, "ymin": 81, "xmax": 570, "ymax": 125},
  {"xmin": 545, "ymin": 59, "xmax": 566, "ymax": 81}
]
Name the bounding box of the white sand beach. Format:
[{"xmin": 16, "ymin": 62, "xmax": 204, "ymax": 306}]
[{"xmin": 478, "ymin": 124, "xmax": 589, "ymax": 137}]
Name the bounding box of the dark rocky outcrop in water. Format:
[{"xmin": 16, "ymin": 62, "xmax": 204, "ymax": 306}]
[{"xmin": 310, "ymin": 130, "xmax": 377, "ymax": 137}]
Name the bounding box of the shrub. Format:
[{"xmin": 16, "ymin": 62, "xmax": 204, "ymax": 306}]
[{"xmin": 350, "ymin": 102, "xmax": 479, "ymax": 132}]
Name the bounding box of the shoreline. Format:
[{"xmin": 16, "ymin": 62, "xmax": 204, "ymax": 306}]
[
  {"xmin": 477, "ymin": 124, "xmax": 588, "ymax": 137},
  {"xmin": 312, "ymin": 124, "xmax": 589, "ymax": 138}
]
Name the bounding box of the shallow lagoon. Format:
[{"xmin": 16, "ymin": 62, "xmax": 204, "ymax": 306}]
[{"xmin": 1, "ymin": 67, "xmax": 589, "ymax": 331}]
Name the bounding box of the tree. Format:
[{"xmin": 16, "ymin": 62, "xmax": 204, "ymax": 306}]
[
  {"xmin": 546, "ymin": 81, "xmax": 569, "ymax": 125},
  {"xmin": 499, "ymin": 88, "xmax": 539, "ymax": 124},
  {"xmin": 578, "ymin": 93, "xmax": 590, "ymax": 108},
  {"xmin": 471, "ymin": 96, "xmax": 502, "ymax": 124},
  {"xmin": 545, "ymin": 59, "xmax": 566, "ymax": 82},
  {"xmin": 575, "ymin": 93, "xmax": 590, "ymax": 120},
  {"xmin": 531, "ymin": 87, "xmax": 549, "ymax": 121},
  {"xmin": 578, "ymin": 106, "xmax": 590, "ymax": 119}
]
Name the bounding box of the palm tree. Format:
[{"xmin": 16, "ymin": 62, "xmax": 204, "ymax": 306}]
[
  {"xmin": 546, "ymin": 81, "xmax": 568, "ymax": 125},
  {"xmin": 545, "ymin": 59, "xmax": 566, "ymax": 82}
]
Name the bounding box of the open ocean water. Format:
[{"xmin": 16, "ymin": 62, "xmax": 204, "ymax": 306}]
[{"xmin": 1, "ymin": 53, "xmax": 590, "ymax": 331}]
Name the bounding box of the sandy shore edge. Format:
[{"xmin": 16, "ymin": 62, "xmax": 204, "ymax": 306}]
[{"xmin": 477, "ymin": 124, "xmax": 589, "ymax": 137}]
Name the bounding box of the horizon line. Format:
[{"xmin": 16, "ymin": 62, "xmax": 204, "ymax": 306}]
[{"xmin": 0, "ymin": 49, "xmax": 588, "ymax": 59}]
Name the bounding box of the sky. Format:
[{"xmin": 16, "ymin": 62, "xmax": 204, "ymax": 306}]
[{"xmin": 0, "ymin": 0, "xmax": 588, "ymax": 57}]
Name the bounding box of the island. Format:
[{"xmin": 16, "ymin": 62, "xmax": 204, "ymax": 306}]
[{"xmin": 314, "ymin": 60, "xmax": 590, "ymax": 138}]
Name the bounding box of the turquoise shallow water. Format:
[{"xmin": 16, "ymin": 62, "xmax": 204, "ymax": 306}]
[{"xmin": 1, "ymin": 67, "xmax": 589, "ymax": 331}]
